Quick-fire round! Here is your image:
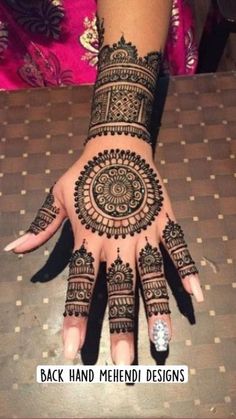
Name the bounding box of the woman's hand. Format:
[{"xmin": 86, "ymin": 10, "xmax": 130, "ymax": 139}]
[{"xmin": 4, "ymin": 137, "xmax": 204, "ymax": 364}]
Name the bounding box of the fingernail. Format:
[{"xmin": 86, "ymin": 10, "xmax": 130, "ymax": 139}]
[
  {"xmin": 113, "ymin": 340, "xmax": 132, "ymax": 365},
  {"xmin": 153, "ymin": 319, "xmax": 169, "ymax": 352},
  {"xmin": 64, "ymin": 327, "xmax": 80, "ymax": 360},
  {"xmin": 188, "ymin": 275, "xmax": 204, "ymax": 302},
  {"xmin": 4, "ymin": 234, "xmax": 31, "ymax": 252}
]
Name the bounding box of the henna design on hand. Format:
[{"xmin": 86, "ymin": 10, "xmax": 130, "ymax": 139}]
[
  {"xmin": 107, "ymin": 248, "xmax": 135, "ymax": 333},
  {"xmin": 162, "ymin": 214, "xmax": 199, "ymax": 279},
  {"xmin": 86, "ymin": 19, "xmax": 162, "ymax": 144},
  {"xmin": 138, "ymin": 237, "xmax": 163, "ymax": 275},
  {"xmin": 74, "ymin": 149, "xmax": 163, "ymax": 239},
  {"xmin": 139, "ymin": 239, "xmax": 170, "ymax": 317},
  {"xmin": 63, "ymin": 240, "xmax": 95, "ymax": 317},
  {"xmin": 28, "ymin": 186, "xmax": 60, "ymax": 235}
]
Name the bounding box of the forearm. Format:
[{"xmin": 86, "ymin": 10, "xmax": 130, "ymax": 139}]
[
  {"xmin": 85, "ymin": 0, "xmax": 172, "ymax": 154},
  {"xmin": 97, "ymin": 0, "xmax": 171, "ymax": 54}
]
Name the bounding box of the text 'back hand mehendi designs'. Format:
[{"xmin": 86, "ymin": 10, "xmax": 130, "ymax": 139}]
[
  {"xmin": 64, "ymin": 240, "xmax": 95, "ymax": 317},
  {"xmin": 162, "ymin": 214, "xmax": 199, "ymax": 279},
  {"xmin": 28, "ymin": 186, "xmax": 60, "ymax": 235},
  {"xmin": 74, "ymin": 149, "xmax": 163, "ymax": 239},
  {"xmin": 107, "ymin": 248, "xmax": 135, "ymax": 334},
  {"xmin": 138, "ymin": 238, "xmax": 170, "ymax": 317},
  {"xmin": 86, "ymin": 18, "xmax": 162, "ymax": 144}
]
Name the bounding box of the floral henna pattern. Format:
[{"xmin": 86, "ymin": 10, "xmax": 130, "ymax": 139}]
[
  {"xmin": 28, "ymin": 186, "xmax": 60, "ymax": 235},
  {"xmin": 138, "ymin": 239, "xmax": 170, "ymax": 317},
  {"xmin": 74, "ymin": 149, "xmax": 163, "ymax": 239},
  {"xmin": 107, "ymin": 248, "xmax": 135, "ymax": 333},
  {"xmin": 86, "ymin": 19, "xmax": 162, "ymax": 144},
  {"xmin": 64, "ymin": 240, "xmax": 95, "ymax": 317},
  {"xmin": 162, "ymin": 214, "xmax": 198, "ymax": 279}
]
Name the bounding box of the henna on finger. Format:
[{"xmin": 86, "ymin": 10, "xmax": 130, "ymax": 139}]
[
  {"xmin": 138, "ymin": 238, "xmax": 171, "ymax": 317},
  {"xmin": 63, "ymin": 240, "xmax": 95, "ymax": 317},
  {"xmin": 74, "ymin": 149, "xmax": 163, "ymax": 239},
  {"xmin": 162, "ymin": 214, "xmax": 198, "ymax": 279},
  {"xmin": 107, "ymin": 248, "xmax": 135, "ymax": 334},
  {"xmin": 138, "ymin": 238, "xmax": 171, "ymax": 351},
  {"xmin": 27, "ymin": 186, "xmax": 60, "ymax": 235}
]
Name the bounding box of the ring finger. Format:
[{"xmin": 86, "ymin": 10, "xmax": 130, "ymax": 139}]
[{"xmin": 136, "ymin": 235, "xmax": 172, "ymax": 352}]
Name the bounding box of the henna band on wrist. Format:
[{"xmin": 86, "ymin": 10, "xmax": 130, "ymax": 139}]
[{"xmin": 86, "ymin": 18, "xmax": 162, "ymax": 145}]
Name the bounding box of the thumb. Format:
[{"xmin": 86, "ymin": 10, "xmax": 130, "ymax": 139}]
[{"xmin": 4, "ymin": 186, "xmax": 67, "ymax": 253}]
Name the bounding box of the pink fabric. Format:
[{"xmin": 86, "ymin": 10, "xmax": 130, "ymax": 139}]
[
  {"xmin": 0, "ymin": 0, "xmax": 198, "ymax": 91},
  {"xmin": 0, "ymin": 0, "xmax": 97, "ymax": 89},
  {"xmin": 165, "ymin": 0, "xmax": 198, "ymax": 75}
]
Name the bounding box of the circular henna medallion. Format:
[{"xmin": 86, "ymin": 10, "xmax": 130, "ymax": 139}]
[
  {"xmin": 93, "ymin": 165, "xmax": 145, "ymax": 217},
  {"xmin": 74, "ymin": 149, "xmax": 163, "ymax": 238}
]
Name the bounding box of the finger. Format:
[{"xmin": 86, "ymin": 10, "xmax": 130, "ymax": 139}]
[
  {"xmin": 160, "ymin": 213, "xmax": 204, "ymax": 303},
  {"xmin": 4, "ymin": 233, "xmax": 33, "ymax": 252},
  {"xmin": 137, "ymin": 236, "xmax": 172, "ymax": 352},
  {"xmin": 183, "ymin": 275, "xmax": 204, "ymax": 302},
  {"xmin": 62, "ymin": 238, "xmax": 100, "ymax": 360},
  {"xmin": 4, "ymin": 185, "xmax": 67, "ymax": 253},
  {"xmin": 106, "ymin": 245, "xmax": 136, "ymax": 365}
]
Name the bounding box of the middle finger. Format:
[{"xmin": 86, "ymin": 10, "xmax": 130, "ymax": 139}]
[{"xmin": 105, "ymin": 242, "xmax": 136, "ymax": 365}]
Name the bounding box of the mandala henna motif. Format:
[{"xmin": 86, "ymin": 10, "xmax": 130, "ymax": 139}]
[
  {"xmin": 107, "ymin": 248, "xmax": 135, "ymax": 333},
  {"xmin": 86, "ymin": 22, "xmax": 162, "ymax": 144},
  {"xmin": 162, "ymin": 214, "xmax": 198, "ymax": 279},
  {"xmin": 139, "ymin": 239, "xmax": 170, "ymax": 317},
  {"xmin": 74, "ymin": 149, "xmax": 163, "ymax": 239},
  {"xmin": 63, "ymin": 240, "xmax": 95, "ymax": 317},
  {"xmin": 28, "ymin": 186, "xmax": 60, "ymax": 235}
]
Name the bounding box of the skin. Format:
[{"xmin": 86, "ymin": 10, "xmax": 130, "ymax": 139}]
[{"xmin": 4, "ymin": 0, "xmax": 204, "ymax": 364}]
